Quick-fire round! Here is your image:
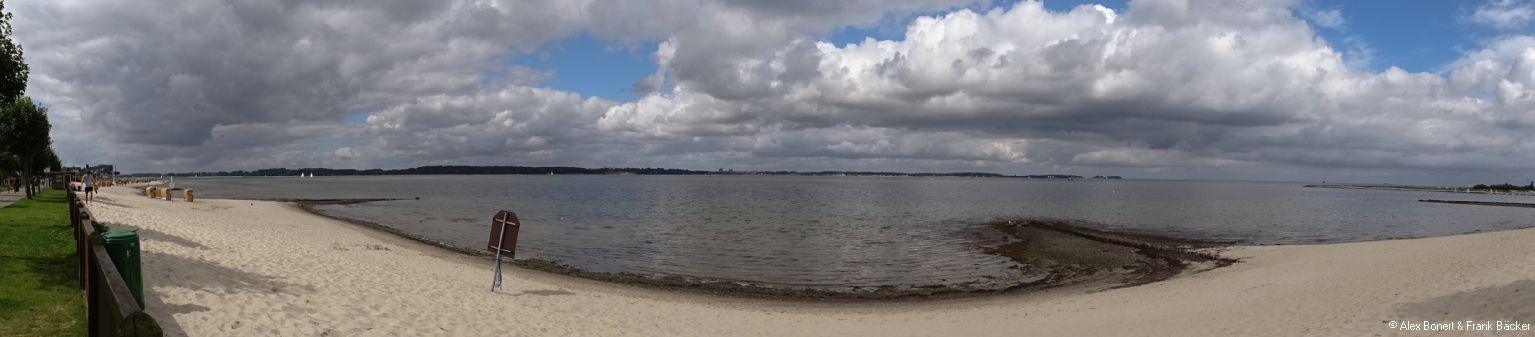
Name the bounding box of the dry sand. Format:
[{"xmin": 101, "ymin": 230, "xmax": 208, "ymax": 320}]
[{"xmin": 85, "ymin": 185, "xmax": 1535, "ymax": 336}]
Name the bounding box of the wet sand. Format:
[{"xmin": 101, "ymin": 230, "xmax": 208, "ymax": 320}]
[{"xmin": 88, "ymin": 185, "xmax": 1535, "ymax": 336}]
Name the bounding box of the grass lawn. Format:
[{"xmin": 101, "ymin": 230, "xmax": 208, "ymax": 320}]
[{"xmin": 0, "ymin": 189, "xmax": 87, "ymax": 336}]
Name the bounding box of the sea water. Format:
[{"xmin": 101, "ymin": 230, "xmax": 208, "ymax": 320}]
[{"xmin": 173, "ymin": 176, "xmax": 1535, "ymax": 290}]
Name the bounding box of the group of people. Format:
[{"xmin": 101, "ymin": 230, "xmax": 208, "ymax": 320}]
[
  {"xmin": 4, "ymin": 174, "xmax": 104, "ymax": 201},
  {"xmin": 3, "ymin": 177, "xmax": 41, "ymax": 193}
]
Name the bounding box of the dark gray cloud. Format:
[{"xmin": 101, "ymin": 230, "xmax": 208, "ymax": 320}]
[
  {"xmin": 363, "ymin": 86, "xmax": 614, "ymax": 160},
  {"xmin": 19, "ymin": 0, "xmax": 511, "ymax": 147},
  {"xmin": 13, "ymin": 0, "xmax": 1535, "ymax": 184}
]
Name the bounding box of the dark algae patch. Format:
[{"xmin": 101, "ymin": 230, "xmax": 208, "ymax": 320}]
[
  {"xmin": 985, "ymin": 218, "xmax": 1237, "ymax": 291},
  {"xmin": 297, "ymin": 198, "xmax": 1234, "ymax": 300}
]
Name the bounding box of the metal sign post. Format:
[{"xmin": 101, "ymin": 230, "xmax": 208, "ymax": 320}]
[
  {"xmin": 491, "ymin": 230, "xmax": 505, "ymax": 292},
  {"xmin": 487, "ymin": 210, "xmax": 521, "ymax": 292}
]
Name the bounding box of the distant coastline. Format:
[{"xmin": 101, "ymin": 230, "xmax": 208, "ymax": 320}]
[
  {"xmin": 1305, "ymin": 183, "xmax": 1535, "ymax": 196},
  {"xmin": 121, "ymin": 165, "xmax": 1123, "ymax": 180}
]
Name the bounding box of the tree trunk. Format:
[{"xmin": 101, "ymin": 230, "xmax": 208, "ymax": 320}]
[
  {"xmin": 19, "ymin": 169, "xmax": 29, "ymax": 199},
  {"xmin": 19, "ymin": 156, "xmax": 32, "ymax": 199}
]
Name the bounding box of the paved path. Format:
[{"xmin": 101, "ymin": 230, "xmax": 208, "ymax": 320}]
[{"xmin": 0, "ymin": 190, "xmax": 23, "ymax": 209}]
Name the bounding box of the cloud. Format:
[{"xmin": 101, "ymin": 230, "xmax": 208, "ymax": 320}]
[
  {"xmin": 333, "ymin": 147, "xmax": 361, "ymax": 159},
  {"xmin": 1301, "ymin": 8, "xmax": 1345, "ymax": 29},
  {"xmin": 17, "ymin": 0, "xmax": 531, "ymax": 146},
  {"xmin": 363, "ymin": 86, "xmax": 614, "ymax": 161},
  {"xmin": 13, "ymin": 0, "xmax": 974, "ymax": 171},
  {"xmin": 13, "ymin": 0, "xmax": 1535, "ymax": 184},
  {"xmin": 603, "ymin": 0, "xmax": 1535, "ymax": 177},
  {"xmin": 1470, "ymin": 0, "xmax": 1535, "ymax": 29}
]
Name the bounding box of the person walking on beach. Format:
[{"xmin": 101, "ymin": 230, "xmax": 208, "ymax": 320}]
[{"xmin": 83, "ymin": 174, "xmax": 95, "ymax": 203}]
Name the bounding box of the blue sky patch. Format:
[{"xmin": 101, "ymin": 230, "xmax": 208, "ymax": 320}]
[
  {"xmin": 508, "ymin": 33, "xmax": 659, "ymax": 102},
  {"xmin": 345, "ymin": 112, "xmax": 370, "ymax": 125}
]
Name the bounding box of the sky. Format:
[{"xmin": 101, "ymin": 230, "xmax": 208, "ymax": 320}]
[{"xmin": 11, "ymin": 0, "xmax": 1535, "ymax": 185}]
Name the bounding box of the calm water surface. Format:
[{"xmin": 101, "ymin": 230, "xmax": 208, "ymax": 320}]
[{"xmin": 173, "ymin": 176, "xmax": 1535, "ymax": 290}]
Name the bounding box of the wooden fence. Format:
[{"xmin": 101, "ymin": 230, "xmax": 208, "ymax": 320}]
[{"xmin": 69, "ymin": 190, "xmax": 164, "ymax": 337}]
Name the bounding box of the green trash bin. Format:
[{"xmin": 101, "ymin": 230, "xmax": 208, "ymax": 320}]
[{"xmin": 101, "ymin": 230, "xmax": 145, "ymax": 309}]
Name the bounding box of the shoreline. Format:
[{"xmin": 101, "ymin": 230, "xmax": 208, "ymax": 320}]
[
  {"xmin": 1307, "ymin": 183, "xmax": 1535, "ymax": 197},
  {"xmin": 1419, "ymin": 199, "xmax": 1535, "ymax": 208},
  {"xmin": 294, "ymin": 200, "xmax": 1232, "ymax": 301},
  {"xmin": 87, "ymin": 185, "xmax": 1535, "ymax": 336}
]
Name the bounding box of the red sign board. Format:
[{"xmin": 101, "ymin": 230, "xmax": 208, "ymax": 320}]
[{"xmin": 487, "ymin": 210, "xmax": 520, "ymax": 258}]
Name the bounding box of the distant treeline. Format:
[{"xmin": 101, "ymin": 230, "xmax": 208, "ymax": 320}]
[
  {"xmin": 125, "ymin": 166, "xmax": 701, "ymax": 177},
  {"xmin": 122, "ymin": 165, "xmax": 1120, "ymax": 180},
  {"xmin": 1471, "ymin": 182, "xmax": 1535, "ymax": 191}
]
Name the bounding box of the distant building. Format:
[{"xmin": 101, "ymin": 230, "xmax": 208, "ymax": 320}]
[{"xmin": 84, "ymin": 164, "xmax": 115, "ymax": 177}]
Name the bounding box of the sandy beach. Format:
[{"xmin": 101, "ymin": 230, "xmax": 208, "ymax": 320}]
[{"xmin": 83, "ymin": 185, "xmax": 1535, "ymax": 336}]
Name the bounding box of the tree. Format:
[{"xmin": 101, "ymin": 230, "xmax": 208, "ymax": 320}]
[
  {"xmin": 0, "ymin": 152, "xmax": 15, "ymax": 179},
  {"xmin": 32, "ymin": 145, "xmax": 55, "ymax": 171},
  {"xmin": 25, "ymin": 145, "xmax": 52, "ymax": 195},
  {"xmin": 44, "ymin": 146, "xmax": 60, "ymax": 172},
  {"xmin": 0, "ymin": 0, "xmax": 28, "ymax": 195},
  {"xmin": 0, "ymin": 97, "xmax": 50, "ymax": 198},
  {"xmin": 0, "ymin": 0, "xmax": 27, "ymax": 104}
]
